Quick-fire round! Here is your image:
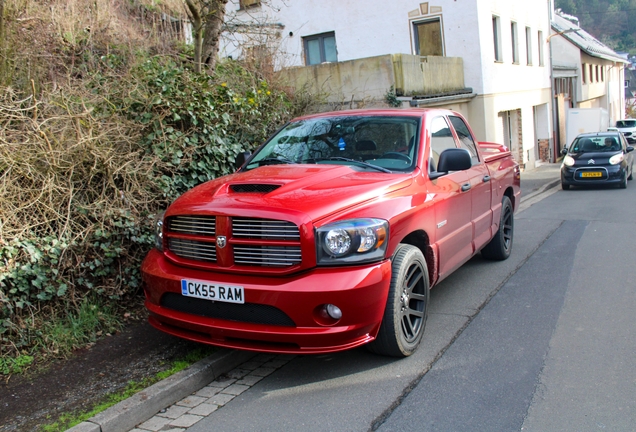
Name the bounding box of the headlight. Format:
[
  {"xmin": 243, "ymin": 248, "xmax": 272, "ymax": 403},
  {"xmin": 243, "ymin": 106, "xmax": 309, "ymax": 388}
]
[
  {"xmin": 609, "ymin": 153, "xmax": 624, "ymax": 165},
  {"xmin": 155, "ymin": 211, "xmax": 166, "ymax": 251},
  {"xmin": 316, "ymin": 218, "xmax": 388, "ymax": 265},
  {"xmin": 563, "ymin": 155, "xmax": 575, "ymax": 167}
]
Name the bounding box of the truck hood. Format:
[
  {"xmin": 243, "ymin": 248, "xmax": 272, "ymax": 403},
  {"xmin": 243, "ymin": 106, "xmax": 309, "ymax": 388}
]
[{"xmin": 168, "ymin": 164, "xmax": 413, "ymax": 222}]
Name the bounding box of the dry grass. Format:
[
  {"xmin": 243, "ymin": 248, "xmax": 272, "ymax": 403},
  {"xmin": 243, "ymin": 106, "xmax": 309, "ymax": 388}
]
[{"xmin": 0, "ymin": 85, "xmax": 160, "ymax": 243}]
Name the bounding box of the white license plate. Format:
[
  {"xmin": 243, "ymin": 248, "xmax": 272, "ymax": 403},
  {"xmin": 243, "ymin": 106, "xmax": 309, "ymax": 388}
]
[{"xmin": 181, "ymin": 279, "xmax": 244, "ymax": 304}]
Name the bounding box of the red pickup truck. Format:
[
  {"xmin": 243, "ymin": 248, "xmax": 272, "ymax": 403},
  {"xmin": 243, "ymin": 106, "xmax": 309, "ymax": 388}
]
[{"xmin": 141, "ymin": 108, "xmax": 520, "ymax": 357}]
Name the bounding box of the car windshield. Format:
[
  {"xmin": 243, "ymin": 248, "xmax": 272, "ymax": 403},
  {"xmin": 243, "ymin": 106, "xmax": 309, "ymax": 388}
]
[
  {"xmin": 616, "ymin": 120, "xmax": 636, "ymax": 128},
  {"xmin": 245, "ymin": 116, "xmax": 420, "ymax": 173},
  {"xmin": 569, "ymin": 135, "xmax": 622, "ymax": 153}
]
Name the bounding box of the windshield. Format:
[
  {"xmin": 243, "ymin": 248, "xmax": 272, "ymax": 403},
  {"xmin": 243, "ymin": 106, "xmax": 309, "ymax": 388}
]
[
  {"xmin": 569, "ymin": 135, "xmax": 622, "ymax": 153},
  {"xmin": 616, "ymin": 120, "xmax": 636, "ymax": 128},
  {"xmin": 245, "ymin": 116, "xmax": 420, "ymax": 173}
]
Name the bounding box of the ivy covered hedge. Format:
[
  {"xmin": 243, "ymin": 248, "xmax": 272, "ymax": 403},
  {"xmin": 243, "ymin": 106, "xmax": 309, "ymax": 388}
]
[{"xmin": 0, "ymin": 55, "xmax": 313, "ymax": 357}]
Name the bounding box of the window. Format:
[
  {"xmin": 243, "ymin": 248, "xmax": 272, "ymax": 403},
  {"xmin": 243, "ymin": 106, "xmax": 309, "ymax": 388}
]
[
  {"xmin": 449, "ymin": 116, "xmax": 480, "ymax": 165},
  {"xmin": 582, "ymin": 63, "xmax": 587, "ymax": 84},
  {"xmin": 493, "ymin": 16, "xmax": 502, "ymax": 62},
  {"xmin": 537, "ymin": 31, "xmax": 544, "ymax": 66},
  {"xmin": 303, "ymin": 32, "xmax": 337, "ymax": 65},
  {"xmin": 525, "ymin": 27, "xmax": 532, "ymax": 65},
  {"xmin": 239, "ymin": 0, "xmax": 260, "ymax": 9},
  {"xmin": 429, "ymin": 117, "xmax": 457, "ymax": 172},
  {"xmin": 595, "ymin": 65, "xmax": 599, "ymax": 82},
  {"xmin": 413, "ymin": 19, "xmax": 443, "ymax": 56},
  {"xmin": 511, "ymin": 22, "xmax": 519, "ymax": 64}
]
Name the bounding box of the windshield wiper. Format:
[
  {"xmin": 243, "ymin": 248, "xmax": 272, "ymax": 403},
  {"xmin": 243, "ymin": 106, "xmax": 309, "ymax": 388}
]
[{"xmin": 310, "ymin": 157, "xmax": 392, "ymax": 173}]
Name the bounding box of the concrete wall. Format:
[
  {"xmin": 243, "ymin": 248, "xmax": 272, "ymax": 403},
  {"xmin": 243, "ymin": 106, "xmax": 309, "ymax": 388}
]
[
  {"xmin": 277, "ymin": 55, "xmax": 396, "ymax": 107},
  {"xmin": 278, "ymin": 54, "xmax": 466, "ymax": 106},
  {"xmin": 393, "ymin": 54, "xmax": 465, "ymax": 96}
]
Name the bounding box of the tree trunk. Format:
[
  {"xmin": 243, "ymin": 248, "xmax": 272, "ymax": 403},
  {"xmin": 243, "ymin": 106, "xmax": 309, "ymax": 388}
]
[
  {"xmin": 201, "ymin": 0, "xmax": 228, "ymax": 72},
  {"xmin": 185, "ymin": 0, "xmax": 203, "ymax": 73}
]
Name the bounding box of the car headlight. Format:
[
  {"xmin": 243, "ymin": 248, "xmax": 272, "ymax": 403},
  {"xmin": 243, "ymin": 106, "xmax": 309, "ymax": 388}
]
[
  {"xmin": 609, "ymin": 153, "xmax": 624, "ymax": 165},
  {"xmin": 154, "ymin": 211, "xmax": 166, "ymax": 251},
  {"xmin": 316, "ymin": 218, "xmax": 388, "ymax": 265},
  {"xmin": 563, "ymin": 155, "xmax": 575, "ymax": 167}
]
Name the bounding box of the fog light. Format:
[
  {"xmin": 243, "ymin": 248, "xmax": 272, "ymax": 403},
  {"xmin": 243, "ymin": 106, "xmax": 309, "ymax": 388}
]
[{"xmin": 325, "ymin": 304, "xmax": 342, "ymax": 320}]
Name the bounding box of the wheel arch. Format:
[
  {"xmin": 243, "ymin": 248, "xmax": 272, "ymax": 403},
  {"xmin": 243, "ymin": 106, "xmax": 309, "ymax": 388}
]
[{"xmin": 395, "ymin": 229, "xmax": 436, "ymax": 288}]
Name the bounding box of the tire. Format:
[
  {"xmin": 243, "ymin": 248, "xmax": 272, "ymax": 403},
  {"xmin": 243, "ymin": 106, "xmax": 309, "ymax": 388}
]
[
  {"xmin": 561, "ymin": 182, "xmax": 570, "ymax": 190},
  {"xmin": 367, "ymin": 244, "xmax": 429, "ymax": 357},
  {"xmin": 620, "ymin": 172, "xmax": 627, "ymax": 189},
  {"xmin": 628, "ymin": 166, "xmax": 633, "ymax": 181},
  {"xmin": 481, "ymin": 196, "xmax": 514, "ymax": 261}
]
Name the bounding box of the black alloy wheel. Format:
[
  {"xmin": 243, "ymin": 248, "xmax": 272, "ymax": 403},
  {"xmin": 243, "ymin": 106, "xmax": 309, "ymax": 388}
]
[
  {"xmin": 367, "ymin": 244, "xmax": 429, "ymax": 357},
  {"xmin": 481, "ymin": 195, "xmax": 514, "ymax": 260}
]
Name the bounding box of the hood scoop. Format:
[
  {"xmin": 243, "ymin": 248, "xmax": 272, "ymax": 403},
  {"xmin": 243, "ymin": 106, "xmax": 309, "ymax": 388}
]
[{"xmin": 230, "ymin": 183, "xmax": 281, "ymax": 193}]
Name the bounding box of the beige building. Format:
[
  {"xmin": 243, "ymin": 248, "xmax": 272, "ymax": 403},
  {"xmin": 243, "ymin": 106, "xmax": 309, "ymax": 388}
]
[{"xmin": 549, "ymin": 9, "xmax": 627, "ymax": 155}]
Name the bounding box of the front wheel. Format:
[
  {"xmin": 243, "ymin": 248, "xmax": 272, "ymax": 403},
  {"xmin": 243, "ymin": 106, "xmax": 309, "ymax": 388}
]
[
  {"xmin": 367, "ymin": 245, "xmax": 429, "ymax": 357},
  {"xmin": 481, "ymin": 196, "xmax": 514, "ymax": 260}
]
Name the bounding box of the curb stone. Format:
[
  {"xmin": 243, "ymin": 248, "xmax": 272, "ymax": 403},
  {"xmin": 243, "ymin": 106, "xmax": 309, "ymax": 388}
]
[{"xmin": 66, "ymin": 349, "xmax": 256, "ymax": 432}]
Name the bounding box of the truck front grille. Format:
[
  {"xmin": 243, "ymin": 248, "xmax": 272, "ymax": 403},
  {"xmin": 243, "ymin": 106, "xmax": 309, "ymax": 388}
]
[{"xmin": 165, "ymin": 215, "xmax": 302, "ymax": 269}]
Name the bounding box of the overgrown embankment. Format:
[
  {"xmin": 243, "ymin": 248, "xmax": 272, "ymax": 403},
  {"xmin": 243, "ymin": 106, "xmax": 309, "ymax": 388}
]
[{"xmin": 0, "ymin": 0, "xmax": 314, "ymax": 369}]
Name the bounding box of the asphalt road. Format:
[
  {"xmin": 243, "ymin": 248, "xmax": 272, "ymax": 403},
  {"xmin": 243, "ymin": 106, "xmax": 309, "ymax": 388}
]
[{"xmin": 170, "ymin": 180, "xmax": 636, "ymax": 432}]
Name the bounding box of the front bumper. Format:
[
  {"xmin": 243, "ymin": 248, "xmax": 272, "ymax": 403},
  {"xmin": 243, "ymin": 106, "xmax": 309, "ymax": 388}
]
[
  {"xmin": 561, "ymin": 164, "xmax": 625, "ymax": 186},
  {"xmin": 141, "ymin": 249, "xmax": 392, "ymax": 354}
]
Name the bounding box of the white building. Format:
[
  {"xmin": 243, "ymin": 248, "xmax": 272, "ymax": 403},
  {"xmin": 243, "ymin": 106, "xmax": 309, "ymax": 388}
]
[{"xmin": 222, "ymin": 0, "xmax": 553, "ymax": 168}]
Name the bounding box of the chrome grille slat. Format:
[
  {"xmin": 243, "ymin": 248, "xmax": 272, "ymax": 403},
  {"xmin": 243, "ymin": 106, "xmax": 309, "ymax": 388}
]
[
  {"xmin": 232, "ymin": 218, "xmax": 299, "ymax": 240},
  {"xmin": 168, "ymin": 216, "xmax": 216, "ymax": 236},
  {"xmin": 168, "ymin": 239, "xmax": 217, "ymax": 262},
  {"xmin": 234, "ymin": 246, "xmax": 301, "ymax": 267}
]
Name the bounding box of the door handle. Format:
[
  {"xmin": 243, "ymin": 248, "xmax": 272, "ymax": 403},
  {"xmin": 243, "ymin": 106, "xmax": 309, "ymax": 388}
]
[
  {"xmin": 461, "ymin": 183, "xmax": 471, "ymax": 192},
  {"xmin": 483, "ymin": 175, "xmax": 491, "ymax": 182}
]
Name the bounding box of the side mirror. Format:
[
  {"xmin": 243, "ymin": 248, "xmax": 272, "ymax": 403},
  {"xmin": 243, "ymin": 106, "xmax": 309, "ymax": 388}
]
[
  {"xmin": 627, "ymin": 146, "xmax": 634, "ymax": 153},
  {"xmin": 561, "ymin": 148, "xmax": 568, "ymax": 156},
  {"xmin": 235, "ymin": 151, "xmax": 252, "ymax": 170},
  {"xmin": 430, "ymin": 148, "xmax": 472, "ymax": 179}
]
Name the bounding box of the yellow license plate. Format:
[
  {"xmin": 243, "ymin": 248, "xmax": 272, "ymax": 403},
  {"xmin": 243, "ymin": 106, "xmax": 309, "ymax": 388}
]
[{"xmin": 581, "ymin": 172, "xmax": 602, "ymax": 178}]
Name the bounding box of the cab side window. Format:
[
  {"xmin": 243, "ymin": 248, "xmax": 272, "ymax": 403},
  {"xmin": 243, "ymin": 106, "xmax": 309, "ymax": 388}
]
[
  {"xmin": 429, "ymin": 117, "xmax": 457, "ymax": 172},
  {"xmin": 449, "ymin": 116, "xmax": 480, "ymax": 165}
]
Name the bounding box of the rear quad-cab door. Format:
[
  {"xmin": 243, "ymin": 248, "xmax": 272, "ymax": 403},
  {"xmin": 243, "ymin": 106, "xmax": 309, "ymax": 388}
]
[{"xmin": 449, "ymin": 115, "xmax": 493, "ymax": 252}]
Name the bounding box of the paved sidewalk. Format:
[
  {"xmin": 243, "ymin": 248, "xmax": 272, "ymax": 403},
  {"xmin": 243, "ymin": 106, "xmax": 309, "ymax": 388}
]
[{"xmin": 520, "ymin": 162, "xmax": 561, "ymax": 197}]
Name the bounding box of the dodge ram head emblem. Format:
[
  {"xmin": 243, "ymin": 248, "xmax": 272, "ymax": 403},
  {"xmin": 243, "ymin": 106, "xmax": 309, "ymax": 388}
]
[{"xmin": 216, "ymin": 236, "xmax": 227, "ymax": 248}]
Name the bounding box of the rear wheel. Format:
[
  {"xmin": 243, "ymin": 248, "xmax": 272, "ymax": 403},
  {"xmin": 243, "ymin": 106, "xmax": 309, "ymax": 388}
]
[
  {"xmin": 481, "ymin": 196, "xmax": 514, "ymax": 260},
  {"xmin": 367, "ymin": 244, "xmax": 429, "ymax": 357}
]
